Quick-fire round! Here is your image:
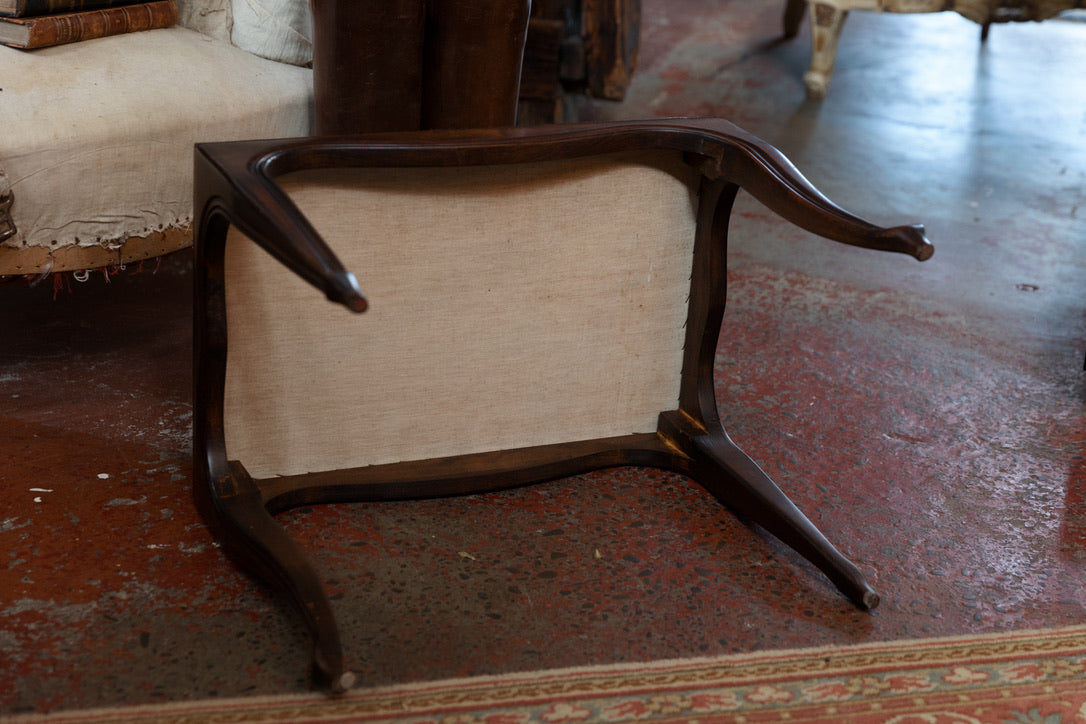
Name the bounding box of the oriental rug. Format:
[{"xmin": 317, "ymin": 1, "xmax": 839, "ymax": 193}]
[{"xmin": 9, "ymin": 625, "xmax": 1086, "ymax": 724}]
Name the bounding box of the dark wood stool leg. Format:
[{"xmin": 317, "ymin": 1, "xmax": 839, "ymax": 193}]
[
  {"xmin": 205, "ymin": 463, "xmax": 355, "ymax": 692},
  {"xmin": 660, "ymin": 411, "xmax": 879, "ymax": 610}
]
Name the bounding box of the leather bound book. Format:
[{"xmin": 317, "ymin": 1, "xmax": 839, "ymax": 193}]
[
  {"xmin": 1, "ymin": 0, "xmax": 146, "ymax": 19},
  {"xmin": 0, "ymin": 0, "xmax": 177, "ymax": 48}
]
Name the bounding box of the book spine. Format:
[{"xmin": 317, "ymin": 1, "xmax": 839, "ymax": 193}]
[
  {"xmin": 1, "ymin": 0, "xmax": 142, "ymax": 19},
  {"xmin": 20, "ymin": 0, "xmax": 177, "ymax": 48}
]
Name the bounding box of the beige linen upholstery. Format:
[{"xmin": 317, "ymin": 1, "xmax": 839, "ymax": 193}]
[{"xmin": 223, "ymin": 153, "xmax": 699, "ymax": 478}]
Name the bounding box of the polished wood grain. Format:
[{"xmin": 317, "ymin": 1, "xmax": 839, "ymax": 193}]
[
  {"xmin": 311, "ymin": 0, "xmax": 530, "ymax": 134},
  {"xmin": 421, "ymin": 0, "xmax": 531, "ymax": 129}
]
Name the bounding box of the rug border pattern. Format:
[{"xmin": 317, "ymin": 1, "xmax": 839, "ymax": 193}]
[{"xmin": 8, "ymin": 625, "xmax": 1086, "ymax": 723}]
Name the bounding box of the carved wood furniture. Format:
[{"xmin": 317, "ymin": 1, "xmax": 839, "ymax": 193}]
[
  {"xmin": 784, "ymin": 0, "xmax": 1082, "ymax": 98},
  {"xmin": 193, "ymin": 118, "xmax": 933, "ymax": 692}
]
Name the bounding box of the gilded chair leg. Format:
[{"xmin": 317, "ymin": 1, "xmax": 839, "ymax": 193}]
[
  {"xmin": 660, "ymin": 412, "xmax": 879, "ymax": 610},
  {"xmin": 805, "ymin": 3, "xmax": 849, "ymax": 99},
  {"xmin": 206, "ymin": 463, "xmax": 356, "ymax": 693}
]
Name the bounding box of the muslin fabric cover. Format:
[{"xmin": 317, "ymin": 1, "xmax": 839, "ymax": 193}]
[
  {"xmin": 0, "ymin": 15, "xmax": 311, "ymax": 250},
  {"xmin": 223, "ymin": 153, "xmax": 700, "ymax": 479}
]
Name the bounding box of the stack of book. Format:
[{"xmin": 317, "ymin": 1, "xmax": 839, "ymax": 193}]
[{"xmin": 0, "ymin": 0, "xmax": 178, "ymax": 49}]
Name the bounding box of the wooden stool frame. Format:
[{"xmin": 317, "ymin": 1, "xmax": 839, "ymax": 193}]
[{"xmin": 193, "ymin": 118, "xmax": 932, "ymax": 692}]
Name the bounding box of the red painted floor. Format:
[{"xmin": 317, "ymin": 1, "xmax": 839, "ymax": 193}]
[{"xmin": 2, "ymin": 1, "xmax": 1084, "ymax": 714}]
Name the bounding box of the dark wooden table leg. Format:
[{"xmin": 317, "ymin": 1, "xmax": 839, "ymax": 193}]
[
  {"xmin": 422, "ymin": 0, "xmax": 531, "ymax": 129},
  {"xmin": 310, "ymin": 0, "xmax": 530, "ymax": 133},
  {"xmin": 310, "ymin": 0, "xmax": 426, "ymax": 134},
  {"xmin": 783, "ymin": 0, "xmax": 807, "ymax": 38}
]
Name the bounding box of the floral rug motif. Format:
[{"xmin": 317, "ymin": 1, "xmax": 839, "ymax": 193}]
[{"xmin": 10, "ymin": 625, "xmax": 1086, "ymax": 723}]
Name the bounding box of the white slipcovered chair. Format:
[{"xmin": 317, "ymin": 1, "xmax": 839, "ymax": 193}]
[{"xmin": 0, "ymin": 0, "xmax": 313, "ymax": 277}]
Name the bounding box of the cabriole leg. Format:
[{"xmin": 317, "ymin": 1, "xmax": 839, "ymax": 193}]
[
  {"xmin": 659, "ymin": 412, "xmax": 879, "ymax": 610},
  {"xmin": 202, "ymin": 462, "xmax": 356, "ymax": 693}
]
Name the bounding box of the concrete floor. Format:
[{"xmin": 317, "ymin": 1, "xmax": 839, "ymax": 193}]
[{"xmin": 1, "ymin": 0, "xmax": 1083, "ymax": 715}]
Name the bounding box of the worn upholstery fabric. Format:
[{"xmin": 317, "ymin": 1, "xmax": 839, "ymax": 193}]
[
  {"xmin": 0, "ymin": 27, "xmax": 312, "ymax": 250},
  {"xmin": 223, "ymin": 154, "xmax": 700, "ymax": 479},
  {"xmin": 230, "ymin": 0, "xmax": 311, "ymax": 65}
]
